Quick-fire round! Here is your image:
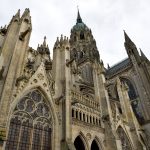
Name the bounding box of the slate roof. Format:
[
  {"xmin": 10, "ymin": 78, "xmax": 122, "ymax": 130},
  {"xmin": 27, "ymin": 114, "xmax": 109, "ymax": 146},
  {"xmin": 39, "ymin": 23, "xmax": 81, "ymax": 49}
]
[{"xmin": 106, "ymin": 58, "xmax": 131, "ymax": 77}]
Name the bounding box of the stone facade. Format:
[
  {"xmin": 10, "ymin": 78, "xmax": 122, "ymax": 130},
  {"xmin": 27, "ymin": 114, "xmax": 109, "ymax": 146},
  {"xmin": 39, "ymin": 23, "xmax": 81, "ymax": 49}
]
[{"xmin": 0, "ymin": 9, "xmax": 150, "ymax": 150}]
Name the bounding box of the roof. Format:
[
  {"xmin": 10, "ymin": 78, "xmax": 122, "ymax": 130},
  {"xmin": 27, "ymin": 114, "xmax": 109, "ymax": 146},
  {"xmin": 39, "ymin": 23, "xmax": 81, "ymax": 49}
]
[
  {"xmin": 72, "ymin": 22, "xmax": 88, "ymax": 31},
  {"xmin": 106, "ymin": 58, "xmax": 131, "ymax": 77}
]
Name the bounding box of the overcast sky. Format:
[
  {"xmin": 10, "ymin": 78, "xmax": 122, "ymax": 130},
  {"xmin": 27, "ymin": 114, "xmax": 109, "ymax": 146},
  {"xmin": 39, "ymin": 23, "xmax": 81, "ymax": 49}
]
[{"xmin": 0, "ymin": 0, "xmax": 150, "ymax": 67}]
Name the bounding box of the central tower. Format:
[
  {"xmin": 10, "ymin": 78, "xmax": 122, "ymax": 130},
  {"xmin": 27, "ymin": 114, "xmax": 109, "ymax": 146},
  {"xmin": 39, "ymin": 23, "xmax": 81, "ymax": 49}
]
[
  {"xmin": 69, "ymin": 10, "xmax": 101, "ymax": 97},
  {"xmin": 68, "ymin": 10, "xmax": 116, "ymax": 150}
]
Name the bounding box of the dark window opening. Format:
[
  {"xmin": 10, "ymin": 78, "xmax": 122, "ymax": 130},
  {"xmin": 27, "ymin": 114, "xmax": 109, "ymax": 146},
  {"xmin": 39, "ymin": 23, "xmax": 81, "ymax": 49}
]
[
  {"xmin": 80, "ymin": 31, "xmax": 85, "ymax": 40},
  {"xmin": 83, "ymin": 114, "xmax": 85, "ymax": 121},
  {"xmin": 90, "ymin": 116, "xmax": 92, "ymax": 123},
  {"xmin": 74, "ymin": 136, "xmax": 85, "ymax": 150},
  {"xmin": 79, "ymin": 112, "xmax": 82, "ymax": 120},
  {"xmin": 76, "ymin": 111, "xmax": 78, "ymax": 119},
  {"xmin": 91, "ymin": 140, "xmax": 100, "ymax": 150},
  {"xmin": 72, "ymin": 109, "xmax": 74, "ymax": 117},
  {"xmin": 118, "ymin": 107, "xmax": 122, "ymax": 114}
]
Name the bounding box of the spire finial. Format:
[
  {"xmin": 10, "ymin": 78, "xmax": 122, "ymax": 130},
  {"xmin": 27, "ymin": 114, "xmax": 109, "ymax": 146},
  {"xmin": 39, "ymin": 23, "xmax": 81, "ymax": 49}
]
[
  {"xmin": 77, "ymin": 7, "xmax": 82, "ymax": 23},
  {"xmin": 43, "ymin": 36, "xmax": 46, "ymax": 47}
]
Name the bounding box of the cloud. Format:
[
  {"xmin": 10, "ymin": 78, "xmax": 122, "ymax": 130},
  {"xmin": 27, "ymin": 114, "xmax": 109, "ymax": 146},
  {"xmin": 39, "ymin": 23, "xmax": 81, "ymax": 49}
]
[{"xmin": 0, "ymin": 0, "xmax": 150, "ymax": 66}]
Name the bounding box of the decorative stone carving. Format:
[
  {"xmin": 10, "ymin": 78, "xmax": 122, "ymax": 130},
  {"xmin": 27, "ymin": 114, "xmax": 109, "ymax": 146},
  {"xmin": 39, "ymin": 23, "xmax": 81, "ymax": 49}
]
[
  {"xmin": 86, "ymin": 133, "xmax": 92, "ymax": 140},
  {"xmin": 0, "ymin": 127, "xmax": 6, "ymax": 141},
  {"xmin": 37, "ymin": 73, "xmax": 44, "ymax": 80},
  {"xmin": 19, "ymin": 27, "xmax": 31, "ymax": 41},
  {"xmin": 0, "ymin": 25, "xmax": 7, "ymax": 36}
]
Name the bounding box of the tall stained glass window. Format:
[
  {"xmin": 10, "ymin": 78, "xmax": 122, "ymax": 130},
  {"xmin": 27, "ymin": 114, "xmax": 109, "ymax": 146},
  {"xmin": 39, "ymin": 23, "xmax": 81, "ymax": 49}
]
[{"xmin": 5, "ymin": 90, "xmax": 52, "ymax": 150}]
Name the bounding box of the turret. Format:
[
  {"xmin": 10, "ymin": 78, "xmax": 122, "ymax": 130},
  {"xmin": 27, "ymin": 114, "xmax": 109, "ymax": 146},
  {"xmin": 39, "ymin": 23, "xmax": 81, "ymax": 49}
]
[
  {"xmin": 36, "ymin": 36, "xmax": 52, "ymax": 70},
  {"xmin": 37, "ymin": 36, "xmax": 50, "ymax": 55},
  {"xmin": 52, "ymin": 35, "xmax": 70, "ymax": 98}
]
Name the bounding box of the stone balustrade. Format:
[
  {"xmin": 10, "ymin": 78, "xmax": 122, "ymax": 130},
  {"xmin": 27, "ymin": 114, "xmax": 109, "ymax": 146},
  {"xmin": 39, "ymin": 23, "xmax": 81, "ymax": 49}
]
[{"xmin": 71, "ymin": 91, "xmax": 100, "ymax": 110}]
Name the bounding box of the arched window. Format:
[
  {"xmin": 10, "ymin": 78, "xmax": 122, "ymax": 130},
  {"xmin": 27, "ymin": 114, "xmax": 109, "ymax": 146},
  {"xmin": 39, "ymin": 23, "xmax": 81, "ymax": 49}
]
[
  {"xmin": 72, "ymin": 109, "xmax": 75, "ymax": 118},
  {"xmin": 93, "ymin": 117, "xmax": 95, "ymax": 124},
  {"xmin": 87, "ymin": 115, "xmax": 89, "ymax": 123},
  {"xmin": 120, "ymin": 78, "xmax": 144, "ymax": 124},
  {"xmin": 90, "ymin": 116, "xmax": 92, "ymax": 123},
  {"xmin": 5, "ymin": 90, "xmax": 52, "ymax": 150},
  {"xmin": 83, "ymin": 113, "xmax": 85, "ymax": 122},
  {"xmin": 117, "ymin": 127, "xmax": 132, "ymax": 150},
  {"xmin": 79, "ymin": 112, "xmax": 82, "ymax": 120},
  {"xmin": 81, "ymin": 64, "xmax": 93, "ymax": 84},
  {"xmin": 96, "ymin": 118, "xmax": 98, "ymax": 125},
  {"xmin": 80, "ymin": 31, "xmax": 85, "ymax": 40},
  {"xmin": 99, "ymin": 119, "xmax": 101, "ymax": 126},
  {"xmin": 74, "ymin": 136, "xmax": 85, "ymax": 150},
  {"xmin": 76, "ymin": 110, "xmax": 78, "ymax": 119},
  {"xmin": 121, "ymin": 78, "xmax": 137, "ymax": 100},
  {"xmin": 91, "ymin": 139, "xmax": 100, "ymax": 150}
]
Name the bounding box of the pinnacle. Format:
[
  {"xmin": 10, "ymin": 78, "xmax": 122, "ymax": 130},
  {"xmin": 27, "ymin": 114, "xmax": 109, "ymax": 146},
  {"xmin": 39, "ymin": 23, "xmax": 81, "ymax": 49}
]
[
  {"xmin": 43, "ymin": 36, "xmax": 47, "ymax": 47},
  {"xmin": 140, "ymin": 48, "xmax": 147, "ymax": 59},
  {"xmin": 22, "ymin": 8, "xmax": 30, "ymax": 18},
  {"xmin": 13, "ymin": 9, "xmax": 20, "ymax": 20},
  {"xmin": 15, "ymin": 9, "xmax": 20, "ymax": 17},
  {"xmin": 124, "ymin": 30, "xmax": 132, "ymax": 43}
]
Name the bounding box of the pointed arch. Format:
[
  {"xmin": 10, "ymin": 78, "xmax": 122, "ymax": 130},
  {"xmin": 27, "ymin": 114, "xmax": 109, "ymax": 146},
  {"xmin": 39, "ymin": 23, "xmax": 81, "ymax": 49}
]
[
  {"xmin": 80, "ymin": 31, "xmax": 85, "ymax": 40},
  {"xmin": 74, "ymin": 132, "xmax": 89, "ymax": 150},
  {"xmin": 120, "ymin": 77, "xmax": 138, "ymax": 100},
  {"xmin": 117, "ymin": 126, "xmax": 132, "ymax": 150},
  {"xmin": 91, "ymin": 136, "xmax": 103, "ymax": 150},
  {"xmin": 5, "ymin": 87, "xmax": 58, "ymax": 150},
  {"xmin": 9, "ymin": 86, "xmax": 57, "ymax": 124},
  {"xmin": 120, "ymin": 76, "xmax": 144, "ymax": 124}
]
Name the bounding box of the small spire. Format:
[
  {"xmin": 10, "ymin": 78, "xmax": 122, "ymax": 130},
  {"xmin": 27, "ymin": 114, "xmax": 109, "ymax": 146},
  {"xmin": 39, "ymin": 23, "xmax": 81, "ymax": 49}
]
[
  {"xmin": 107, "ymin": 63, "xmax": 110, "ymax": 69},
  {"xmin": 22, "ymin": 8, "xmax": 30, "ymax": 17},
  {"xmin": 140, "ymin": 48, "xmax": 145, "ymax": 57},
  {"xmin": 12, "ymin": 9, "xmax": 20, "ymax": 21},
  {"xmin": 124, "ymin": 30, "xmax": 137, "ymax": 48},
  {"xmin": 77, "ymin": 8, "xmax": 82, "ymax": 23},
  {"xmin": 124, "ymin": 30, "xmax": 141, "ymax": 63},
  {"xmin": 124, "ymin": 30, "xmax": 133, "ymax": 43},
  {"xmin": 140, "ymin": 48, "xmax": 148, "ymax": 61},
  {"xmin": 43, "ymin": 36, "xmax": 46, "ymax": 47},
  {"xmin": 15, "ymin": 9, "xmax": 20, "ymax": 18}
]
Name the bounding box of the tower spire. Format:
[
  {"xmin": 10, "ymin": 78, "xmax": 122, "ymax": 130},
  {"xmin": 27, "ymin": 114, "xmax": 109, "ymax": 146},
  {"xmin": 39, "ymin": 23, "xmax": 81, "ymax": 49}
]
[
  {"xmin": 77, "ymin": 8, "xmax": 82, "ymax": 23},
  {"xmin": 124, "ymin": 30, "xmax": 135, "ymax": 46},
  {"xmin": 124, "ymin": 30, "xmax": 141, "ymax": 63}
]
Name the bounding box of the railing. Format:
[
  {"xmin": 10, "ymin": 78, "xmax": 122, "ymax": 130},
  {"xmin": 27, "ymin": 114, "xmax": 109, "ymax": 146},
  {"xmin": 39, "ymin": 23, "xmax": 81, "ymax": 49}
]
[{"xmin": 71, "ymin": 91, "xmax": 100, "ymax": 110}]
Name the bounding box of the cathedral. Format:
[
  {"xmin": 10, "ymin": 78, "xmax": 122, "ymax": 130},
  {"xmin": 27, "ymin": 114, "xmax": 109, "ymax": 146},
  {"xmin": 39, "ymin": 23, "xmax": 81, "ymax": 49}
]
[{"xmin": 0, "ymin": 8, "xmax": 150, "ymax": 150}]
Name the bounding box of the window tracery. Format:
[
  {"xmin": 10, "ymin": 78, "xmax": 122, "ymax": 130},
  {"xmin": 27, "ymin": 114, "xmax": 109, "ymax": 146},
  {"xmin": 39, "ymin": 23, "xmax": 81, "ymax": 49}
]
[{"xmin": 6, "ymin": 90, "xmax": 52, "ymax": 150}]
